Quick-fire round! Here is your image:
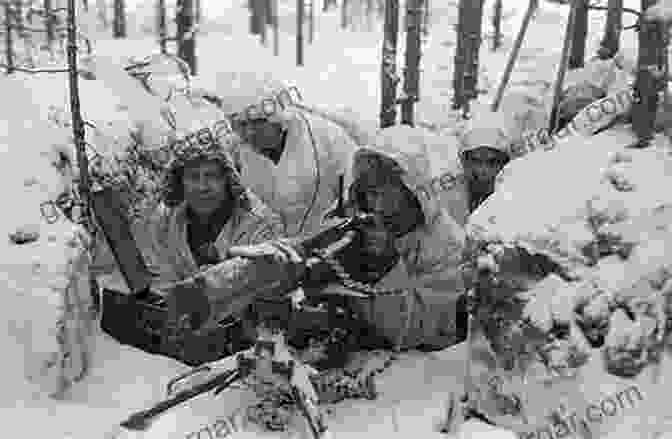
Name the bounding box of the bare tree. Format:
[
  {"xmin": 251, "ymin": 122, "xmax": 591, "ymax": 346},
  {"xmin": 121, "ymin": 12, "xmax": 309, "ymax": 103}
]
[
  {"xmin": 491, "ymin": 0, "xmax": 502, "ymax": 50},
  {"xmin": 308, "ymin": 0, "xmax": 314, "ymax": 44},
  {"xmin": 380, "ymin": 0, "xmax": 399, "ymax": 127},
  {"xmin": 632, "ymin": 0, "xmax": 668, "ymax": 147},
  {"xmin": 401, "ymin": 0, "xmax": 423, "ymax": 126},
  {"xmin": 272, "ymin": 0, "xmax": 278, "ymax": 55},
  {"xmin": 176, "ymin": 0, "xmax": 196, "ymax": 74},
  {"xmin": 452, "ymin": 0, "xmax": 485, "ymax": 117},
  {"xmin": 45, "ymin": 0, "xmax": 57, "ymax": 46},
  {"xmin": 157, "ymin": 0, "xmax": 166, "ymax": 53},
  {"xmin": 3, "ymin": 1, "xmax": 15, "ymax": 73},
  {"xmin": 597, "ymin": 0, "xmax": 622, "ymax": 59},
  {"xmin": 258, "ymin": 0, "xmax": 267, "ymax": 46},
  {"xmin": 96, "ymin": 0, "xmax": 107, "ymax": 28},
  {"xmin": 112, "ymin": 0, "xmax": 126, "ymax": 38},
  {"xmin": 568, "ymin": 0, "xmax": 588, "ymax": 69},
  {"xmin": 296, "ymin": 0, "xmax": 304, "ymax": 65}
]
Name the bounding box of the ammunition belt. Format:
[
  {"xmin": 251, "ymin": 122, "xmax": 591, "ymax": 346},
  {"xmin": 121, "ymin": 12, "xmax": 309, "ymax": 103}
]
[{"xmin": 315, "ymin": 248, "xmax": 405, "ymax": 297}]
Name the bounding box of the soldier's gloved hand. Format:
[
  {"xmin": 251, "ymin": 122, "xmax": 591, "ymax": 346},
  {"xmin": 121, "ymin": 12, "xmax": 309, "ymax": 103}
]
[
  {"xmin": 227, "ymin": 240, "xmax": 307, "ymax": 284},
  {"xmin": 226, "ymin": 240, "xmax": 304, "ymax": 265}
]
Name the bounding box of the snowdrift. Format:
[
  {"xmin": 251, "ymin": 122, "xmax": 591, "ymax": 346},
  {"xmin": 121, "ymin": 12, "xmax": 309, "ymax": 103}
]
[
  {"xmin": 463, "ymin": 125, "xmax": 672, "ymax": 438},
  {"xmin": 0, "ymin": 74, "xmax": 192, "ymax": 437}
]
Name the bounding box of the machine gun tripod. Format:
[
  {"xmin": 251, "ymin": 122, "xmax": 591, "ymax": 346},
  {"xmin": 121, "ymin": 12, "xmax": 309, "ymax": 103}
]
[{"xmin": 441, "ymin": 287, "xmax": 497, "ymax": 433}]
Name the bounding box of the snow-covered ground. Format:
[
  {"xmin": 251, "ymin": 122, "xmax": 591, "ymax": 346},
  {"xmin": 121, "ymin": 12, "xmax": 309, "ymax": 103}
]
[{"xmin": 1, "ymin": 1, "xmax": 670, "ymax": 438}]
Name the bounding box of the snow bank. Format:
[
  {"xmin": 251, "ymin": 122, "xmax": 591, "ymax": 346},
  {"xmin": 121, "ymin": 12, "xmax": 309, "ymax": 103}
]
[
  {"xmin": 0, "ymin": 77, "xmax": 94, "ymax": 399},
  {"xmin": 0, "ymin": 74, "xmax": 192, "ymax": 439},
  {"xmin": 463, "ymin": 125, "xmax": 672, "ymax": 438}
]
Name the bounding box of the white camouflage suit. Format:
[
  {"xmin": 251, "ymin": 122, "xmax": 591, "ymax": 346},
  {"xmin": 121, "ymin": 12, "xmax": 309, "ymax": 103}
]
[
  {"xmin": 213, "ymin": 72, "xmax": 362, "ymax": 238},
  {"xmin": 319, "ymin": 127, "xmax": 468, "ymax": 350}
]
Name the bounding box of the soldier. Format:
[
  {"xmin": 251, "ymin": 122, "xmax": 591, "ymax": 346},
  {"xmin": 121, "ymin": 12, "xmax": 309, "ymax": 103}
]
[
  {"xmin": 168, "ymin": 125, "xmax": 468, "ymax": 351},
  {"xmin": 89, "ymin": 121, "xmax": 286, "ymax": 355},
  {"xmin": 213, "ymin": 72, "xmax": 361, "ymax": 238},
  {"xmin": 457, "ymin": 113, "xmax": 513, "ymax": 213}
]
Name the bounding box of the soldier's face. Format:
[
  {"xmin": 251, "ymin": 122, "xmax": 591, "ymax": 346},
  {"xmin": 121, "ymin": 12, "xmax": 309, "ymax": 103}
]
[
  {"xmin": 182, "ymin": 160, "xmax": 231, "ymax": 217},
  {"xmin": 360, "ymin": 182, "xmax": 421, "ymax": 238},
  {"xmin": 463, "ymin": 148, "xmax": 507, "ymax": 185}
]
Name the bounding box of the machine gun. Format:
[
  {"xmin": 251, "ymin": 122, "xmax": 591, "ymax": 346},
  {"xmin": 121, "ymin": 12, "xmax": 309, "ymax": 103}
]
[
  {"xmin": 120, "ymin": 327, "xmax": 330, "ymax": 439},
  {"xmin": 165, "ymin": 211, "xmax": 382, "ymax": 331},
  {"xmin": 118, "ymin": 214, "xmax": 386, "ymax": 436}
]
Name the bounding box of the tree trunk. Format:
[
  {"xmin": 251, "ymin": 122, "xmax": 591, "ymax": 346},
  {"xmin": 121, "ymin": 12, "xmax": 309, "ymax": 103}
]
[
  {"xmin": 96, "ymin": 0, "xmax": 108, "ymax": 28},
  {"xmin": 45, "ymin": 0, "xmax": 56, "ymax": 48},
  {"xmin": 158, "ymin": 0, "xmax": 167, "ymax": 54},
  {"xmin": 568, "ymin": 0, "xmax": 588, "ymax": 69},
  {"xmin": 250, "ymin": 0, "xmax": 260, "ymax": 34},
  {"xmin": 401, "ymin": 0, "xmax": 423, "ymax": 126},
  {"xmin": 491, "ymin": 0, "xmax": 537, "ymax": 112},
  {"xmin": 177, "ymin": 0, "xmax": 196, "ymax": 75},
  {"xmin": 272, "ymin": 0, "xmax": 279, "ymax": 55},
  {"xmin": 631, "ymin": 0, "xmax": 667, "ymax": 147},
  {"xmin": 296, "ymin": 0, "xmax": 304, "ymax": 65},
  {"xmin": 452, "ymin": 0, "xmax": 485, "ymax": 117},
  {"xmin": 548, "ymin": 0, "xmax": 578, "ymax": 133},
  {"xmin": 491, "ymin": 0, "xmax": 502, "ymax": 51},
  {"xmin": 452, "ymin": 0, "xmax": 465, "ymax": 110},
  {"xmin": 265, "ymin": 0, "xmax": 274, "ymax": 25},
  {"xmin": 112, "ymin": 0, "xmax": 126, "ymax": 38},
  {"xmin": 13, "ymin": 0, "xmax": 26, "ymax": 39},
  {"xmin": 341, "ymin": 0, "xmax": 348, "ymax": 29},
  {"xmin": 259, "ymin": 0, "xmax": 267, "ymax": 46},
  {"xmin": 4, "ymin": 2, "xmax": 14, "ymax": 74},
  {"xmin": 598, "ymin": 0, "xmax": 622, "ymax": 59},
  {"xmin": 308, "ymin": 0, "xmax": 314, "ymax": 44},
  {"xmin": 379, "ymin": 0, "xmax": 399, "ymax": 128}
]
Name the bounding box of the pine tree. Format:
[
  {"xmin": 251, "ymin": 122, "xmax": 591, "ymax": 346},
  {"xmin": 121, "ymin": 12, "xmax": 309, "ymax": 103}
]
[
  {"xmin": 598, "ymin": 0, "xmax": 623, "ymax": 59},
  {"xmin": 491, "ymin": 0, "xmax": 503, "ymax": 51},
  {"xmin": 113, "ymin": 0, "xmax": 126, "ymax": 38},
  {"xmin": 632, "ymin": 0, "xmax": 667, "ymax": 147},
  {"xmin": 379, "ymin": 0, "xmax": 399, "ymax": 127},
  {"xmin": 568, "ymin": 0, "xmax": 589, "ymax": 69},
  {"xmin": 157, "ymin": 0, "xmax": 167, "ymax": 54},
  {"xmin": 401, "ymin": 0, "xmax": 423, "ymax": 126},
  {"xmin": 3, "ymin": 1, "xmax": 15, "ymax": 73},
  {"xmin": 296, "ymin": 0, "xmax": 304, "ymax": 65},
  {"xmin": 452, "ymin": 0, "xmax": 485, "ymax": 117},
  {"xmin": 177, "ymin": 0, "xmax": 196, "ymax": 74}
]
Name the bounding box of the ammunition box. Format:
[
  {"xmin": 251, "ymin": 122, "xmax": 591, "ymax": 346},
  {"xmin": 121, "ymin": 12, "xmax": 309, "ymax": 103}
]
[{"xmin": 101, "ymin": 288, "xmax": 250, "ymax": 366}]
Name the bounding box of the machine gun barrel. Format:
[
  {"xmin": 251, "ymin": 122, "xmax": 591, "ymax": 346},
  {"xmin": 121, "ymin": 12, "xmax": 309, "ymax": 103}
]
[{"xmin": 120, "ymin": 369, "xmax": 241, "ymax": 431}]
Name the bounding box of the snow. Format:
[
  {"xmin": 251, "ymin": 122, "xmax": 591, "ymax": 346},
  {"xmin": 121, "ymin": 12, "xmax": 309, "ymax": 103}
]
[{"xmin": 1, "ymin": 0, "xmax": 670, "ymax": 438}]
